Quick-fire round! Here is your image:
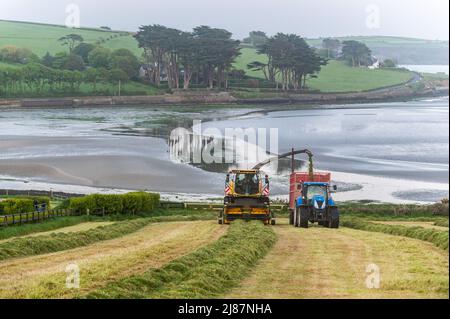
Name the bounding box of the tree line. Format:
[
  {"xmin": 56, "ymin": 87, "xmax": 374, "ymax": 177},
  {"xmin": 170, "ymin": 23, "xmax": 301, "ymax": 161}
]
[
  {"xmin": 135, "ymin": 25, "xmax": 241, "ymax": 90},
  {"xmin": 248, "ymin": 33, "xmax": 327, "ymax": 90},
  {"xmin": 135, "ymin": 25, "xmax": 330, "ymax": 91}
]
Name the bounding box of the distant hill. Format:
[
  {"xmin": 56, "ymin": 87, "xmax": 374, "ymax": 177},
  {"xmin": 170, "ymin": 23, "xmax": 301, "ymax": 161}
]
[
  {"xmin": 306, "ymin": 36, "xmax": 449, "ymax": 65},
  {"xmin": 0, "ymin": 20, "xmax": 141, "ymax": 57},
  {"xmin": 1, "ymin": 20, "xmax": 448, "ymax": 64}
]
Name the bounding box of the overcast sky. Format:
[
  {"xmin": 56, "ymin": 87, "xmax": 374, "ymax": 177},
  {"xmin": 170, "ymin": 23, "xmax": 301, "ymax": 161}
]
[{"xmin": 1, "ymin": 0, "xmax": 448, "ymax": 40}]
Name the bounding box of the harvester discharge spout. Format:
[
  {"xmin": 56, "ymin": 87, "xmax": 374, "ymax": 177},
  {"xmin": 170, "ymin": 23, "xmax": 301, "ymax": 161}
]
[{"xmin": 252, "ymin": 148, "xmax": 315, "ymax": 180}]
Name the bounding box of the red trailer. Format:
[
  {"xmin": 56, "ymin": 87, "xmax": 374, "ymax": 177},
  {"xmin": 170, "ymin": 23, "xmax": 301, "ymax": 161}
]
[{"xmin": 289, "ymin": 172, "xmax": 331, "ymax": 211}]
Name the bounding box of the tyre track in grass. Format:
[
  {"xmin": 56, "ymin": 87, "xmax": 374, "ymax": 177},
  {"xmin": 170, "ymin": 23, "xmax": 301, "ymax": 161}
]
[
  {"xmin": 226, "ymin": 219, "xmax": 448, "ymax": 299},
  {"xmin": 0, "ymin": 220, "xmax": 226, "ymax": 298}
]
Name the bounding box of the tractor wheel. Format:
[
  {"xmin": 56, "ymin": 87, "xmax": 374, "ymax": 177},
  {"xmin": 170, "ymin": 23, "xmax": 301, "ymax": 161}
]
[
  {"xmin": 299, "ymin": 207, "xmax": 309, "ymax": 229},
  {"xmin": 329, "ymin": 207, "xmax": 340, "ymax": 229},
  {"xmin": 271, "ymin": 219, "xmax": 276, "ymax": 226},
  {"xmin": 329, "ymin": 218, "xmax": 339, "ymax": 229}
]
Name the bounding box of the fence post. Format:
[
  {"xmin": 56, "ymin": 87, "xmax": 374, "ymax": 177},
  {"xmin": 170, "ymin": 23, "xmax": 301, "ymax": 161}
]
[{"xmin": 12, "ymin": 214, "xmax": 15, "ymax": 225}]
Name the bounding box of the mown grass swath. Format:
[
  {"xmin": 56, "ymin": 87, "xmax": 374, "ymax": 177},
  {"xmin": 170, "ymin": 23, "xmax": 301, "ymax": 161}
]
[
  {"xmin": 0, "ymin": 216, "xmax": 90, "ymax": 241},
  {"xmin": 0, "ymin": 218, "xmax": 151, "ymax": 261},
  {"xmin": 340, "ymin": 202, "xmax": 449, "ymax": 219},
  {"xmin": 341, "ymin": 218, "xmax": 449, "ymax": 250},
  {"xmin": 87, "ymin": 221, "xmax": 277, "ymax": 299},
  {"xmin": 0, "ymin": 209, "xmax": 219, "ymax": 261},
  {"xmin": 434, "ymin": 219, "xmax": 449, "ymax": 227}
]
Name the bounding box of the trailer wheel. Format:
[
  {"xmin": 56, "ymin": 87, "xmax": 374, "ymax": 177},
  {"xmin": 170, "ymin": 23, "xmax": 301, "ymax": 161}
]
[
  {"xmin": 299, "ymin": 207, "xmax": 309, "ymax": 228},
  {"xmin": 293, "ymin": 209, "xmax": 299, "ymax": 227},
  {"xmin": 289, "ymin": 210, "xmax": 294, "ymax": 225}
]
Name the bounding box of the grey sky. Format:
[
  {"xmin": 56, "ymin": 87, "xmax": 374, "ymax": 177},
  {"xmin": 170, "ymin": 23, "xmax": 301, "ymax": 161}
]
[{"xmin": 0, "ymin": 0, "xmax": 448, "ymax": 40}]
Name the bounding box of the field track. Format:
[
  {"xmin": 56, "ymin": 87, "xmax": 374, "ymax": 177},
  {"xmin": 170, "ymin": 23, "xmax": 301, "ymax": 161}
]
[
  {"xmin": 226, "ymin": 219, "xmax": 448, "ymax": 299},
  {"xmin": 0, "ymin": 220, "xmax": 225, "ymax": 298}
]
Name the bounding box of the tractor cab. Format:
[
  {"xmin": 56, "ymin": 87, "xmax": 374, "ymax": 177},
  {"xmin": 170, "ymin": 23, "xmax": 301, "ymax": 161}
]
[
  {"xmin": 234, "ymin": 171, "xmax": 261, "ymax": 196},
  {"xmin": 300, "ymin": 182, "xmax": 336, "ymax": 209},
  {"xmin": 225, "ymin": 170, "xmax": 269, "ymax": 197},
  {"xmin": 294, "ymin": 182, "xmax": 339, "ymax": 228}
]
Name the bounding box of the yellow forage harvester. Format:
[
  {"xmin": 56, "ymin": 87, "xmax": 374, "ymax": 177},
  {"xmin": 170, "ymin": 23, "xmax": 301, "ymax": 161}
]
[{"xmin": 219, "ymin": 169, "xmax": 275, "ymax": 225}]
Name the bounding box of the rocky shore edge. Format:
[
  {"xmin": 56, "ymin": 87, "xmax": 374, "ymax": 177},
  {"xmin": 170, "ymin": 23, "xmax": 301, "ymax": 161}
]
[{"xmin": 0, "ymin": 84, "xmax": 448, "ymax": 108}]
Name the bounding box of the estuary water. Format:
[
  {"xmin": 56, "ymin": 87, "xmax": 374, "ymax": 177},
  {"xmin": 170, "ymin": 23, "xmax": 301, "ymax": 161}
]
[{"xmin": 0, "ymin": 97, "xmax": 448, "ymax": 203}]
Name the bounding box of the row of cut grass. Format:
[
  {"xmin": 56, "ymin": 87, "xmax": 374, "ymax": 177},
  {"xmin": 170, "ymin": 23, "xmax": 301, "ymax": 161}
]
[
  {"xmin": 434, "ymin": 219, "xmax": 449, "ymax": 228},
  {"xmin": 339, "ymin": 202, "xmax": 449, "ymax": 220},
  {"xmin": 0, "ymin": 209, "xmax": 218, "ymax": 261},
  {"xmin": 0, "ymin": 218, "xmax": 150, "ymax": 261},
  {"xmin": 87, "ymin": 220, "xmax": 277, "ymax": 299},
  {"xmin": 0, "ymin": 216, "xmax": 90, "ymax": 241},
  {"xmin": 341, "ymin": 218, "xmax": 449, "ymax": 250}
]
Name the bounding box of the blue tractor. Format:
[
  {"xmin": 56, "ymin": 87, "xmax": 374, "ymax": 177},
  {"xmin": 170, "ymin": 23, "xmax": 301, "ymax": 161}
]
[{"xmin": 294, "ymin": 182, "xmax": 339, "ymax": 228}]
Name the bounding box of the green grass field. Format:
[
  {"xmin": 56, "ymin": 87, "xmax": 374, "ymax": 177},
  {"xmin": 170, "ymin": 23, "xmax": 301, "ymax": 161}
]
[
  {"xmin": 0, "ymin": 203, "xmax": 448, "ymax": 299},
  {"xmin": 307, "ymin": 60, "xmax": 413, "ymax": 92},
  {"xmin": 234, "ymin": 48, "xmax": 413, "ymax": 92},
  {"xmin": 0, "ymin": 20, "xmax": 142, "ymax": 57},
  {"xmin": 233, "ymin": 47, "xmax": 268, "ymax": 78}
]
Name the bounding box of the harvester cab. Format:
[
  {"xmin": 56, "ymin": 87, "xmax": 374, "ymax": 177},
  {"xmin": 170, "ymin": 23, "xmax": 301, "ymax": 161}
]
[
  {"xmin": 293, "ymin": 182, "xmax": 339, "ymax": 228},
  {"xmin": 219, "ymin": 169, "xmax": 275, "ymax": 225}
]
